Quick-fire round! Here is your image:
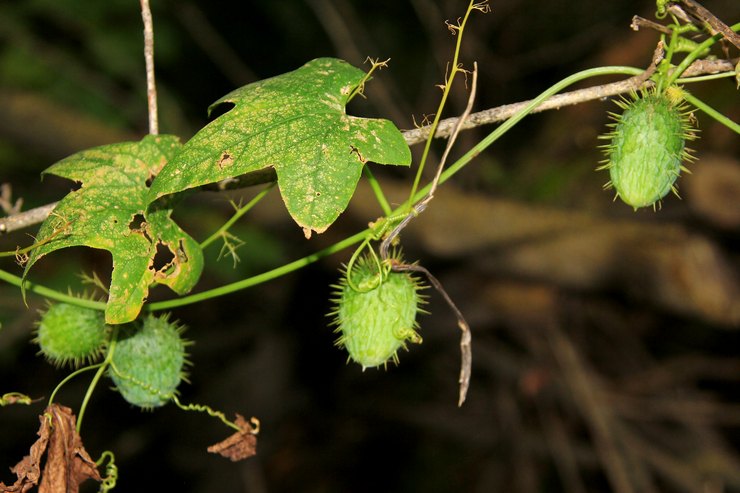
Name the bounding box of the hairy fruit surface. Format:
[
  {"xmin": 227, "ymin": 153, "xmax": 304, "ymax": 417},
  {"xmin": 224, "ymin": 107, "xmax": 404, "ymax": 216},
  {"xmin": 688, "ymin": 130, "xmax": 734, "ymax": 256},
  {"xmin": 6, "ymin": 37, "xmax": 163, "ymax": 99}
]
[
  {"xmin": 109, "ymin": 314, "xmax": 189, "ymax": 409},
  {"xmin": 34, "ymin": 302, "xmax": 108, "ymax": 368},
  {"xmin": 599, "ymin": 89, "xmax": 697, "ymax": 209},
  {"xmin": 330, "ymin": 253, "xmax": 424, "ymax": 369}
]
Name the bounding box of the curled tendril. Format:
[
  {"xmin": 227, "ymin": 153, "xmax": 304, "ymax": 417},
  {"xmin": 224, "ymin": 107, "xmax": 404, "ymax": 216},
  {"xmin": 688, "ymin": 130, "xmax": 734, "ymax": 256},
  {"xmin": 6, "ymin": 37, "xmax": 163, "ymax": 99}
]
[
  {"xmin": 344, "ymin": 240, "xmax": 385, "ymax": 293},
  {"xmin": 96, "ymin": 451, "xmax": 118, "ymax": 493},
  {"xmin": 171, "ymin": 395, "xmax": 241, "ymax": 432}
]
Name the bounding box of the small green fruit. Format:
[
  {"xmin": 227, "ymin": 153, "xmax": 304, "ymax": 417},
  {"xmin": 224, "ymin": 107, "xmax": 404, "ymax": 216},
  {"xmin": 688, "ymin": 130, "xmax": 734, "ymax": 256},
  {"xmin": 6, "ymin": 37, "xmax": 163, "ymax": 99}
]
[
  {"xmin": 34, "ymin": 303, "xmax": 108, "ymax": 368},
  {"xmin": 598, "ymin": 88, "xmax": 697, "ymax": 209},
  {"xmin": 109, "ymin": 314, "xmax": 189, "ymax": 409},
  {"xmin": 330, "ymin": 253, "xmax": 424, "ymax": 369}
]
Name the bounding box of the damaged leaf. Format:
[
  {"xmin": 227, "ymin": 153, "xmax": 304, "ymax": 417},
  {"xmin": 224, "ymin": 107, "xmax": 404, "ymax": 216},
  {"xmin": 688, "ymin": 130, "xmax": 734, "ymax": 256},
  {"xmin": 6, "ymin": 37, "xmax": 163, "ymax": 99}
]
[
  {"xmin": 207, "ymin": 415, "xmax": 259, "ymax": 462},
  {"xmin": 0, "ymin": 404, "xmax": 101, "ymax": 493},
  {"xmin": 149, "ymin": 57, "xmax": 411, "ymax": 237},
  {"xmin": 23, "ymin": 135, "xmax": 204, "ymax": 324}
]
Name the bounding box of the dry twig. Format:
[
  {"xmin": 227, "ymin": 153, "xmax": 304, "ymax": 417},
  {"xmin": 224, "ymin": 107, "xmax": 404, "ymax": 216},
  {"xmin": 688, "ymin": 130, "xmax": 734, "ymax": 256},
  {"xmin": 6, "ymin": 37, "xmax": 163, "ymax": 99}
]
[
  {"xmin": 382, "ymin": 64, "xmax": 479, "ymax": 407},
  {"xmin": 139, "ymin": 0, "xmax": 158, "ymax": 135},
  {"xmin": 671, "ymin": 0, "xmax": 740, "ymax": 49},
  {"xmin": 403, "ymin": 57, "xmax": 735, "ymax": 145}
]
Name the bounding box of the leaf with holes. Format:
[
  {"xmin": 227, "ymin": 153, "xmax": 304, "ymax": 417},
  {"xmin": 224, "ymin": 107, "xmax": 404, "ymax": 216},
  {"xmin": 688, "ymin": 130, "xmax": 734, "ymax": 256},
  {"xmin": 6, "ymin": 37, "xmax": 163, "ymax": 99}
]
[
  {"xmin": 23, "ymin": 135, "xmax": 203, "ymax": 324},
  {"xmin": 148, "ymin": 57, "xmax": 411, "ymax": 238}
]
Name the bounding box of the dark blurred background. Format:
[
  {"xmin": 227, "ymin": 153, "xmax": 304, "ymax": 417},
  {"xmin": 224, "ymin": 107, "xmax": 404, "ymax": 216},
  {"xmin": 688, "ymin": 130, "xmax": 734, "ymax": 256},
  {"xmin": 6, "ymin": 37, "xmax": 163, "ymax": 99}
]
[{"xmin": 1, "ymin": 1, "xmax": 739, "ymax": 492}]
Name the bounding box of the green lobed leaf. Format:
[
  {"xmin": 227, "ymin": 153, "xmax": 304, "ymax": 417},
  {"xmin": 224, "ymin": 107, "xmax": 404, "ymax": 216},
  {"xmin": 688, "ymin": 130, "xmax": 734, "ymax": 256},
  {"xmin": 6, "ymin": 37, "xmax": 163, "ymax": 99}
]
[
  {"xmin": 24, "ymin": 135, "xmax": 204, "ymax": 324},
  {"xmin": 149, "ymin": 57, "xmax": 411, "ymax": 238}
]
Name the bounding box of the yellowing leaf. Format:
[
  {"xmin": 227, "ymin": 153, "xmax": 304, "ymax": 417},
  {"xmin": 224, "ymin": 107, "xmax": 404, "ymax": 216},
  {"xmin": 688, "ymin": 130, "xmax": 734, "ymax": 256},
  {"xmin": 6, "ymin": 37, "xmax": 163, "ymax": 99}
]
[
  {"xmin": 24, "ymin": 135, "xmax": 203, "ymax": 324},
  {"xmin": 149, "ymin": 58, "xmax": 411, "ymax": 237}
]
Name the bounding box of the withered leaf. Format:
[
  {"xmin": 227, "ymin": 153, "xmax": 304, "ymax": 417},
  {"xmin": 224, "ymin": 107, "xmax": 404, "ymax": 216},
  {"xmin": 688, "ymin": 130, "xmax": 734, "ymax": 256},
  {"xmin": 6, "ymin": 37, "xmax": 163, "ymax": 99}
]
[
  {"xmin": 39, "ymin": 405, "xmax": 101, "ymax": 493},
  {"xmin": 0, "ymin": 408, "xmax": 50, "ymax": 493},
  {"xmin": 207, "ymin": 414, "xmax": 259, "ymax": 462},
  {"xmin": 0, "ymin": 404, "xmax": 101, "ymax": 493}
]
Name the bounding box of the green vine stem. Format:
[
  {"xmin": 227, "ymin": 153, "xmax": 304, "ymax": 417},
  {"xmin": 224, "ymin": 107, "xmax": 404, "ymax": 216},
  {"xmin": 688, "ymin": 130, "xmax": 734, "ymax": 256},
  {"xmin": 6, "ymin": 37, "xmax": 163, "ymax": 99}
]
[
  {"xmin": 4, "ymin": 36, "xmax": 734, "ymax": 314},
  {"xmin": 0, "ymin": 235, "xmax": 57, "ymax": 259},
  {"xmin": 683, "ymin": 91, "xmax": 740, "ymax": 133},
  {"xmin": 0, "ymin": 212, "xmax": 72, "ymax": 259},
  {"xmin": 406, "ymin": 0, "xmax": 487, "ymax": 211},
  {"xmin": 0, "ymin": 268, "xmax": 107, "ymax": 310},
  {"xmin": 656, "ymin": 16, "xmax": 696, "ymax": 92},
  {"xmin": 677, "ymin": 71, "xmax": 737, "ymax": 83},
  {"xmin": 75, "ymin": 358, "xmax": 110, "ymax": 432},
  {"xmin": 147, "ymin": 65, "xmax": 651, "ymax": 311},
  {"xmin": 433, "ymin": 66, "xmax": 645, "ymax": 192},
  {"xmin": 363, "ymin": 167, "xmax": 392, "ymax": 216},
  {"xmin": 148, "ymin": 229, "xmax": 368, "ymax": 311},
  {"xmin": 1, "ymin": 65, "xmax": 667, "ymax": 314},
  {"xmin": 46, "ymin": 326, "xmax": 119, "ymax": 432},
  {"xmin": 664, "ymin": 22, "xmax": 740, "ymax": 88},
  {"xmin": 199, "ymin": 182, "xmax": 276, "ymax": 249},
  {"xmin": 47, "ymin": 363, "xmax": 102, "ymax": 409}
]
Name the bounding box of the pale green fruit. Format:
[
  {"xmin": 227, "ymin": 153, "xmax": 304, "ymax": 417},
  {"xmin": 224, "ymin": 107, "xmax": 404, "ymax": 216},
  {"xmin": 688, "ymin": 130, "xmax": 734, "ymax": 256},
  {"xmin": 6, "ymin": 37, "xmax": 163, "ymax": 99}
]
[
  {"xmin": 330, "ymin": 253, "xmax": 424, "ymax": 369},
  {"xmin": 34, "ymin": 303, "xmax": 108, "ymax": 368},
  {"xmin": 598, "ymin": 88, "xmax": 697, "ymax": 209},
  {"xmin": 109, "ymin": 314, "xmax": 189, "ymax": 409}
]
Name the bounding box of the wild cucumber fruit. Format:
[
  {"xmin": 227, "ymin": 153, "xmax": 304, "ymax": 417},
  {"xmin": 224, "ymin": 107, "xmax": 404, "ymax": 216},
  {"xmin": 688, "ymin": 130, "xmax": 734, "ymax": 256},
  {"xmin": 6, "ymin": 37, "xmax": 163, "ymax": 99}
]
[
  {"xmin": 109, "ymin": 314, "xmax": 189, "ymax": 409},
  {"xmin": 598, "ymin": 88, "xmax": 697, "ymax": 209},
  {"xmin": 329, "ymin": 252, "xmax": 425, "ymax": 369},
  {"xmin": 34, "ymin": 302, "xmax": 108, "ymax": 368}
]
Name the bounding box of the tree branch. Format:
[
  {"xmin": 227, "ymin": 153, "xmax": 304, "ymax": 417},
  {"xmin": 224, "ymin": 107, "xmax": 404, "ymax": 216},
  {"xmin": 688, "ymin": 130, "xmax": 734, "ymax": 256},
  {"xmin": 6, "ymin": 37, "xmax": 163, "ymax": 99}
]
[
  {"xmin": 0, "ymin": 202, "xmax": 58, "ymax": 234},
  {"xmin": 402, "ymin": 57, "xmax": 736, "ymax": 145},
  {"xmin": 0, "ymin": 58, "xmax": 736, "ymax": 235},
  {"xmin": 672, "ymin": 0, "xmax": 740, "ymax": 50},
  {"xmin": 140, "ymin": 0, "xmax": 158, "ymax": 135}
]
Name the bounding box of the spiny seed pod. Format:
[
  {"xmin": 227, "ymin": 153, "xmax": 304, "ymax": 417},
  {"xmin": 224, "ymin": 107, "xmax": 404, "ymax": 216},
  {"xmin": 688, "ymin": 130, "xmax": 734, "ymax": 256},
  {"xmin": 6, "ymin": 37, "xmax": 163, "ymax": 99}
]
[
  {"xmin": 329, "ymin": 252, "xmax": 425, "ymax": 369},
  {"xmin": 34, "ymin": 302, "xmax": 108, "ymax": 368},
  {"xmin": 109, "ymin": 313, "xmax": 190, "ymax": 409},
  {"xmin": 598, "ymin": 87, "xmax": 697, "ymax": 209}
]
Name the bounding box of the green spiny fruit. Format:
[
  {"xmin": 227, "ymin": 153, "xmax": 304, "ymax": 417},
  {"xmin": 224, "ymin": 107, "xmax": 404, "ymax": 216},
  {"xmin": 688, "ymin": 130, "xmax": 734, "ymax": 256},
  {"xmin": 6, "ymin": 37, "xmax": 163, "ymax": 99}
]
[
  {"xmin": 329, "ymin": 252, "xmax": 425, "ymax": 369},
  {"xmin": 598, "ymin": 87, "xmax": 697, "ymax": 209},
  {"xmin": 109, "ymin": 313, "xmax": 189, "ymax": 409},
  {"xmin": 34, "ymin": 302, "xmax": 108, "ymax": 368}
]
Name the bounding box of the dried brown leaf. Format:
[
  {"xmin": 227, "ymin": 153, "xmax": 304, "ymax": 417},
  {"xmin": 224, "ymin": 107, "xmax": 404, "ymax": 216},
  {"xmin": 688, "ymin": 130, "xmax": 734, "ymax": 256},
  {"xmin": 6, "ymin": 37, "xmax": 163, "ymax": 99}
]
[
  {"xmin": 39, "ymin": 405, "xmax": 101, "ymax": 493},
  {"xmin": 0, "ymin": 404, "xmax": 101, "ymax": 493},
  {"xmin": 207, "ymin": 414, "xmax": 259, "ymax": 462},
  {"xmin": 0, "ymin": 408, "xmax": 51, "ymax": 493}
]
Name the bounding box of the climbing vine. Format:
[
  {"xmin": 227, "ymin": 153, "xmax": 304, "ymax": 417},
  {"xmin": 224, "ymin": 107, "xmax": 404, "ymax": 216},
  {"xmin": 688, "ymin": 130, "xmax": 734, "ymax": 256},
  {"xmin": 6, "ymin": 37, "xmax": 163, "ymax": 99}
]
[{"xmin": 0, "ymin": 1, "xmax": 737, "ymax": 491}]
